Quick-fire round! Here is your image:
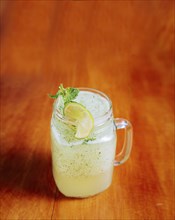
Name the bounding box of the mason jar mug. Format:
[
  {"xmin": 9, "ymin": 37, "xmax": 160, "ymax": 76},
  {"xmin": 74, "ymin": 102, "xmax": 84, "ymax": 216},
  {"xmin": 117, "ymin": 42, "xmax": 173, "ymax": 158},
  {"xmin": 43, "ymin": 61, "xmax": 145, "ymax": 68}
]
[{"xmin": 50, "ymin": 88, "xmax": 133, "ymax": 198}]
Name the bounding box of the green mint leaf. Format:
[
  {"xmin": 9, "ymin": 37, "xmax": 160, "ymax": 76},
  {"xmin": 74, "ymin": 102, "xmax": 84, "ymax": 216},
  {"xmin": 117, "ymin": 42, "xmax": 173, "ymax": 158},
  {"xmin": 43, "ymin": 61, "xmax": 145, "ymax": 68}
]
[
  {"xmin": 58, "ymin": 84, "xmax": 65, "ymax": 96},
  {"xmin": 49, "ymin": 84, "xmax": 79, "ymax": 104},
  {"xmin": 64, "ymin": 87, "xmax": 79, "ymax": 104},
  {"xmin": 82, "ymin": 137, "xmax": 96, "ymax": 144},
  {"xmin": 48, "ymin": 93, "xmax": 59, "ymax": 99}
]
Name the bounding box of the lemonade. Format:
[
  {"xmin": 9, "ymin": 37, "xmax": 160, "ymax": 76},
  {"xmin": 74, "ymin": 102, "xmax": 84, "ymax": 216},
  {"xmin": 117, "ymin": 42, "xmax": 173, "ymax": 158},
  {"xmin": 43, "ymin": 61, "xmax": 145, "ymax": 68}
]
[{"xmin": 51, "ymin": 89, "xmax": 117, "ymax": 197}]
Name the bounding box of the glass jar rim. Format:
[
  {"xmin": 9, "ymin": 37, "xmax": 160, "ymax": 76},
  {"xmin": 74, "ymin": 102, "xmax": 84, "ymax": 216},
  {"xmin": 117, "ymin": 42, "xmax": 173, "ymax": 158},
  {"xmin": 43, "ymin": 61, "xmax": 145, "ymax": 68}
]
[{"xmin": 53, "ymin": 87, "xmax": 113, "ymax": 127}]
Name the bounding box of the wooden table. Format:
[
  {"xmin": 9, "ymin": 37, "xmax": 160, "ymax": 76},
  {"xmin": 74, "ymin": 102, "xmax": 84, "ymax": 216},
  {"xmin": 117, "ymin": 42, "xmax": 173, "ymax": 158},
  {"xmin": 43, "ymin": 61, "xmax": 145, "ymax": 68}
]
[{"xmin": 0, "ymin": 1, "xmax": 174, "ymax": 219}]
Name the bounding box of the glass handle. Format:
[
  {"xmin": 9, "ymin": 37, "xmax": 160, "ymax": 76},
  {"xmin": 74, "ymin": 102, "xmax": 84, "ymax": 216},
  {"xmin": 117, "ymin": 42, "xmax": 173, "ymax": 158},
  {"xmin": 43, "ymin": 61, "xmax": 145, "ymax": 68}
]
[{"xmin": 114, "ymin": 118, "xmax": 133, "ymax": 166}]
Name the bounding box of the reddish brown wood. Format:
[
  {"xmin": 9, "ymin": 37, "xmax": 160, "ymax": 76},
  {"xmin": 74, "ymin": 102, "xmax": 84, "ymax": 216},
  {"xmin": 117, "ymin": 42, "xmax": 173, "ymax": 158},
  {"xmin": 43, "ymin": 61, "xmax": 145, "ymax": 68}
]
[{"xmin": 0, "ymin": 1, "xmax": 174, "ymax": 219}]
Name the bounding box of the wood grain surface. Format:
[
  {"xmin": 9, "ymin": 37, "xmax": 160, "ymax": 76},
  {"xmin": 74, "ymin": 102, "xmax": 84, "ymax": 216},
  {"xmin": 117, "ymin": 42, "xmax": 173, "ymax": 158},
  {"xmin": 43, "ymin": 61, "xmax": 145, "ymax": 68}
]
[{"xmin": 0, "ymin": 1, "xmax": 174, "ymax": 219}]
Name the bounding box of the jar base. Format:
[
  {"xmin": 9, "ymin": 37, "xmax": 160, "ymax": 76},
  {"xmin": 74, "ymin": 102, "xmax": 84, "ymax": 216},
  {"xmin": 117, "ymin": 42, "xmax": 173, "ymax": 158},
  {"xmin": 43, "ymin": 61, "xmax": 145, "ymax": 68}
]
[{"xmin": 53, "ymin": 169, "xmax": 113, "ymax": 198}]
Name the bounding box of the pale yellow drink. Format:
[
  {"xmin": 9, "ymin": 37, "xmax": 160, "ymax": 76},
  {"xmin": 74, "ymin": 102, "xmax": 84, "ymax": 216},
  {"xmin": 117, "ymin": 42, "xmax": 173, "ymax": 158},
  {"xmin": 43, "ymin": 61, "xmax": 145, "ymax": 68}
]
[{"xmin": 51, "ymin": 90, "xmax": 116, "ymax": 197}]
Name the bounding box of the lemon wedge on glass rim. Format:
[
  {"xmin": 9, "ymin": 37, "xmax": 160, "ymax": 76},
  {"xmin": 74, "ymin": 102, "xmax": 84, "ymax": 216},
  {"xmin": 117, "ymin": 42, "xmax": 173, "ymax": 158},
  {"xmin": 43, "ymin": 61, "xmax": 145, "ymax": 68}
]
[{"xmin": 63, "ymin": 102, "xmax": 94, "ymax": 139}]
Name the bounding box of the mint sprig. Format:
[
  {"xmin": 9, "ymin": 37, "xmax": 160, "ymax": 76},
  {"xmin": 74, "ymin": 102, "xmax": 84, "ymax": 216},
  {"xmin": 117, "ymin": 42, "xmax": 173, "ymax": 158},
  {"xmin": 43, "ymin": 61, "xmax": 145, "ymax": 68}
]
[{"xmin": 49, "ymin": 84, "xmax": 79, "ymax": 104}]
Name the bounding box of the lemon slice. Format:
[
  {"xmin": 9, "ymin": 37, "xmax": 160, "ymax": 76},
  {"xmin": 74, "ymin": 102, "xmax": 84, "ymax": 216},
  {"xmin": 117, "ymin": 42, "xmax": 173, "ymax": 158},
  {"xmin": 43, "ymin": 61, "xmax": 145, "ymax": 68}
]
[{"xmin": 64, "ymin": 102, "xmax": 94, "ymax": 139}]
